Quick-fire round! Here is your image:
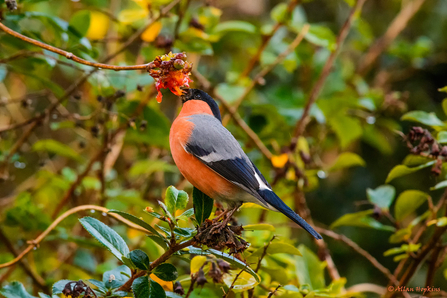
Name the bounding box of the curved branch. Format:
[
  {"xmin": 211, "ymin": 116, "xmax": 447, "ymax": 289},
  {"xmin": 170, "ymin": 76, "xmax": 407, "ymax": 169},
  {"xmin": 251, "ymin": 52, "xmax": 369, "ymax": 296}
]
[
  {"xmin": 0, "ymin": 22, "xmax": 149, "ymax": 71},
  {"xmin": 0, "ymin": 205, "xmax": 152, "ymax": 269},
  {"xmin": 316, "ymin": 227, "xmax": 399, "ymax": 285}
]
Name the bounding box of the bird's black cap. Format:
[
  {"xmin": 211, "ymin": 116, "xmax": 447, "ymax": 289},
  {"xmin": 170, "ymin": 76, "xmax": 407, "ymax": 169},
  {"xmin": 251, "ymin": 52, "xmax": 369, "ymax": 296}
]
[{"xmin": 181, "ymin": 88, "xmax": 222, "ymax": 122}]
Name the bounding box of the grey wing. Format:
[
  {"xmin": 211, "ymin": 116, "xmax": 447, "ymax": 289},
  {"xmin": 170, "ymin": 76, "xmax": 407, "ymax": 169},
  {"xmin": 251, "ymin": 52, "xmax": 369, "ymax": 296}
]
[{"xmin": 184, "ymin": 114, "xmax": 271, "ymax": 206}]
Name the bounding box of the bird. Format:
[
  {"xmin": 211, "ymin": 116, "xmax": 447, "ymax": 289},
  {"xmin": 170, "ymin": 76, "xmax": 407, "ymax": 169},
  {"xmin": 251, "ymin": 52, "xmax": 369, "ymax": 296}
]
[{"xmin": 169, "ymin": 88, "xmax": 322, "ymax": 240}]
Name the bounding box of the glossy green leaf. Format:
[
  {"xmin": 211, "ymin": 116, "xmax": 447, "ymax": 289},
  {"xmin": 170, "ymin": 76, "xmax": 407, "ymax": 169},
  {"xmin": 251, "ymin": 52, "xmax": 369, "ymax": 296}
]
[
  {"xmin": 32, "ymin": 139, "xmax": 82, "ymax": 161},
  {"xmin": 129, "ymin": 249, "xmax": 150, "ymax": 270},
  {"xmin": 153, "ymin": 263, "xmax": 178, "ymax": 281},
  {"xmin": 79, "ymin": 217, "xmax": 129, "ymax": 261},
  {"xmin": 108, "ymin": 210, "xmax": 166, "ymax": 245},
  {"xmin": 329, "ymin": 116, "xmax": 362, "ymax": 148},
  {"xmin": 251, "ymin": 242, "xmax": 302, "ymax": 257},
  {"xmin": 330, "ymin": 210, "xmax": 395, "ymax": 231},
  {"xmin": 394, "ymin": 190, "xmax": 428, "ymax": 221},
  {"xmin": 222, "ymin": 270, "xmax": 258, "ymax": 293},
  {"xmin": 165, "ymin": 186, "xmax": 189, "ymax": 216},
  {"xmin": 385, "ymin": 161, "xmax": 435, "ymax": 183},
  {"xmin": 192, "ymin": 187, "xmax": 214, "ymax": 225},
  {"xmin": 367, "ymin": 185, "xmax": 395, "ymax": 211},
  {"xmin": 242, "ymin": 223, "xmax": 275, "ymax": 232},
  {"xmin": 132, "ymin": 276, "xmax": 166, "ymax": 298},
  {"xmin": 213, "ymin": 21, "xmax": 257, "ymax": 35},
  {"xmin": 401, "ymin": 111, "xmax": 445, "ymax": 128},
  {"xmin": 103, "ymin": 266, "xmax": 131, "ymax": 289},
  {"xmin": 1, "ymin": 281, "xmax": 38, "ymax": 298},
  {"xmin": 328, "ymin": 152, "xmax": 365, "ymax": 172}
]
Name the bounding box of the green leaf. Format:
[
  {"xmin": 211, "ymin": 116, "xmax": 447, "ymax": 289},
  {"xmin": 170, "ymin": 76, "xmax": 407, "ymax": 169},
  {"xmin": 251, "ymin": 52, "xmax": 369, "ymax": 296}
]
[
  {"xmin": 295, "ymin": 245, "xmax": 325, "ymax": 291},
  {"xmin": 330, "ymin": 210, "xmax": 395, "ymax": 231},
  {"xmin": 215, "ymin": 83, "xmax": 246, "ymax": 104},
  {"xmin": 328, "ymin": 152, "xmax": 365, "ymax": 172},
  {"xmin": 251, "ymin": 242, "xmax": 302, "ymax": 257},
  {"xmin": 69, "ymin": 10, "xmax": 91, "ymax": 37},
  {"xmin": 394, "ymin": 190, "xmax": 428, "ymax": 221},
  {"xmin": 436, "ymin": 217, "xmax": 447, "ymax": 227},
  {"xmin": 271, "ymin": 3, "xmax": 288, "ymax": 23},
  {"xmin": 305, "ymin": 25, "xmax": 336, "ymax": 50},
  {"xmin": 437, "ymin": 131, "xmax": 447, "ymax": 144},
  {"xmin": 242, "ymin": 224, "xmax": 275, "ymax": 232},
  {"xmin": 103, "ymin": 266, "xmax": 131, "ymax": 289},
  {"xmin": 385, "ymin": 161, "xmax": 435, "ymax": 183},
  {"xmin": 367, "ymin": 185, "xmax": 396, "ymax": 211},
  {"xmin": 430, "ymin": 180, "xmax": 447, "ymax": 190},
  {"xmin": 329, "ymin": 116, "xmax": 362, "ymax": 148},
  {"xmin": 86, "ymin": 279, "xmax": 107, "ymax": 293},
  {"xmin": 192, "ymin": 187, "xmax": 214, "ymax": 225},
  {"xmin": 108, "ymin": 210, "xmax": 166, "ymax": 243},
  {"xmin": 213, "ymin": 21, "xmax": 257, "ymax": 35},
  {"xmin": 153, "ymin": 263, "xmax": 178, "ymax": 281},
  {"xmin": 129, "ymin": 160, "xmax": 177, "ymax": 177},
  {"xmin": 1, "ymin": 281, "xmax": 38, "ymax": 298},
  {"xmin": 176, "ymin": 208, "xmax": 194, "ymax": 221},
  {"xmin": 165, "ymin": 186, "xmax": 189, "ymax": 216},
  {"xmin": 182, "ymin": 246, "xmax": 260, "ymax": 283},
  {"xmin": 442, "ymin": 98, "xmax": 447, "ymax": 116},
  {"xmin": 401, "ymin": 111, "xmax": 445, "ymax": 128},
  {"xmin": 222, "ymin": 271, "xmax": 258, "ymax": 293},
  {"xmin": 79, "ymin": 217, "xmax": 129, "ymax": 261},
  {"xmin": 158, "ymin": 201, "xmax": 176, "ymax": 223},
  {"xmin": 129, "ymin": 250, "xmax": 150, "ymax": 270},
  {"xmin": 132, "ymin": 276, "xmax": 166, "ymax": 298},
  {"xmin": 389, "ymin": 227, "xmax": 412, "ymax": 244},
  {"xmin": 32, "ymin": 139, "xmax": 82, "ymax": 161}
]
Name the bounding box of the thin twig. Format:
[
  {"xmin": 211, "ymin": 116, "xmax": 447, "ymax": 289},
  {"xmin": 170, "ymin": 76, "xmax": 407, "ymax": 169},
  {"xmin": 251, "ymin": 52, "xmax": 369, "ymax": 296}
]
[
  {"xmin": 221, "ymin": 24, "xmax": 310, "ymax": 125},
  {"xmin": 0, "ymin": 228, "xmax": 48, "ymax": 291},
  {"xmin": 316, "ymin": 227, "xmax": 399, "ymax": 285},
  {"xmin": 0, "ymin": 205, "xmax": 153, "ymax": 269},
  {"xmin": 240, "ymin": 0, "xmax": 299, "ymax": 78},
  {"xmin": 356, "ymin": 0, "xmax": 427, "ymax": 75},
  {"xmin": 290, "ymin": 0, "xmax": 367, "ymax": 151},
  {"xmin": 248, "ymin": 236, "xmax": 276, "ymax": 298},
  {"xmin": 223, "ymin": 267, "xmax": 247, "ymax": 298},
  {"xmin": 0, "ymin": 22, "xmax": 149, "ymax": 71},
  {"xmin": 117, "ymin": 239, "xmax": 194, "ymax": 292},
  {"xmin": 267, "ymin": 285, "xmax": 282, "ymax": 298}
]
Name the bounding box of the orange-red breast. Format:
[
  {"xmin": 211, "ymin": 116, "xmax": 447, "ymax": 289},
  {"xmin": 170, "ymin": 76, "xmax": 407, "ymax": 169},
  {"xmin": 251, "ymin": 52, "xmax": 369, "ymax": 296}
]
[{"xmin": 169, "ymin": 89, "xmax": 321, "ymax": 239}]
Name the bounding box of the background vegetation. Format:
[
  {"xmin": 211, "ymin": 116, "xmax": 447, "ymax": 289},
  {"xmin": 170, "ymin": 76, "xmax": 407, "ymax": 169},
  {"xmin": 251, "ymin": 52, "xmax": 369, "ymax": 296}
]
[{"xmin": 0, "ymin": 0, "xmax": 446, "ymax": 297}]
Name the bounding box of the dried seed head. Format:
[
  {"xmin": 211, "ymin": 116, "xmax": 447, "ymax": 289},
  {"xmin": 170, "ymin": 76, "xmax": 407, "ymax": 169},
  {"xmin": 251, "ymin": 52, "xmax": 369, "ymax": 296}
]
[
  {"xmin": 196, "ymin": 267, "xmax": 208, "ymax": 286},
  {"xmin": 173, "ymin": 281, "xmax": 184, "ymax": 295},
  {"xmin": 217, "ymin": 259, "xmax": 231, "ymax": 273}
]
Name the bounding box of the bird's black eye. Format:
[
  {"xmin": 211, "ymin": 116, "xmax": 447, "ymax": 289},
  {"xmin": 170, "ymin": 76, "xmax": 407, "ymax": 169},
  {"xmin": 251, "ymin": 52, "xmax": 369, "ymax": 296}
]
[{"xmin": 195, "ymin": 93, "xmax": 201, "ymax": 100}]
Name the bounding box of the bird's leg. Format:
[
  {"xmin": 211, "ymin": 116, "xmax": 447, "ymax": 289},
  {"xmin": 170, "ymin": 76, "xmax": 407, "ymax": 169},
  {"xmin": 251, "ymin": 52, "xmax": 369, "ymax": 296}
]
[{"xmin": 220, "ymin": 205, "xmax": 240, "ymax": 226}]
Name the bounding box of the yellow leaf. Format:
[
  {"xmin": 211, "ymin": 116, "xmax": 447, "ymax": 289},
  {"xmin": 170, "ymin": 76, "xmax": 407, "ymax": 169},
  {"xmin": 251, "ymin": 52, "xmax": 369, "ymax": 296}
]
[
  {"xmin": 271, "ymin": 153, "xmax": 288, "ymax": 168},
  {"xmin": 243, "ymin": 224, "xmax": 275, "ymax": 232},
  {"xmin": 141, "ymin": 21, "xmax": 162, "ymax": 42},
  {"xmin": 239, "ymin": 203, "xmax": 268, "ymax": 210},
  {"xmin": 149, "ymin": 274, "xmax": 173, "ymax": 291},
  {"xmin": 286, "ymin": 168, "xmax": 296, "ymax": 180},
  {"xmin": 190, "ymin": 256, "xmax": 207, "ymax": 274},
  {"xmin": 223, "ymin": 271, "xmax": 258, "ymax": 293},
  {"xmin": 118, "ymin": 8, "xmax": 148, "ymax": 24},
  {"xmin": 297, "ymin": 136, "xmax": 309, "ymax": 155},
  {"xmin": 86, "ymin": 12, "xmax": 110, "ymax": 40}
]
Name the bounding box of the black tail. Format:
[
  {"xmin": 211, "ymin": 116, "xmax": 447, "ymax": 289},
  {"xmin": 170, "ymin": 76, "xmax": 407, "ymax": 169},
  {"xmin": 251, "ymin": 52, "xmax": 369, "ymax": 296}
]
[{"xmin": 258, "ymin": 189, "xmax": 322, "ymax": 240}]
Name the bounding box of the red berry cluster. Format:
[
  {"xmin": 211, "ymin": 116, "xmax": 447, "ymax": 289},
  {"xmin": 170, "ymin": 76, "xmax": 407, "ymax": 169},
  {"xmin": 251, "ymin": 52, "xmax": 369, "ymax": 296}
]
[{"xmin": 147, "ymin": 52, "xmax": 193, "ymax": 103}]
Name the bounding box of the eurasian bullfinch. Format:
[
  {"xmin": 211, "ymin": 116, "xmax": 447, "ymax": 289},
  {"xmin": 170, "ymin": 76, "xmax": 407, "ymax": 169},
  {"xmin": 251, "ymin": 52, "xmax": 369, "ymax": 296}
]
[{"xmin": 169, "ymin": 88, "xmax": 322, "ymax": 240}]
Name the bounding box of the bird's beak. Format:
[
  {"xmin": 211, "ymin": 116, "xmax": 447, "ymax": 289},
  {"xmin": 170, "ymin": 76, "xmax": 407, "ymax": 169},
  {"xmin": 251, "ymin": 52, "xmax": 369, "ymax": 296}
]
[{"xmin": 180, "ymin": 87, "xmax": 190, "ymax": 103}]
